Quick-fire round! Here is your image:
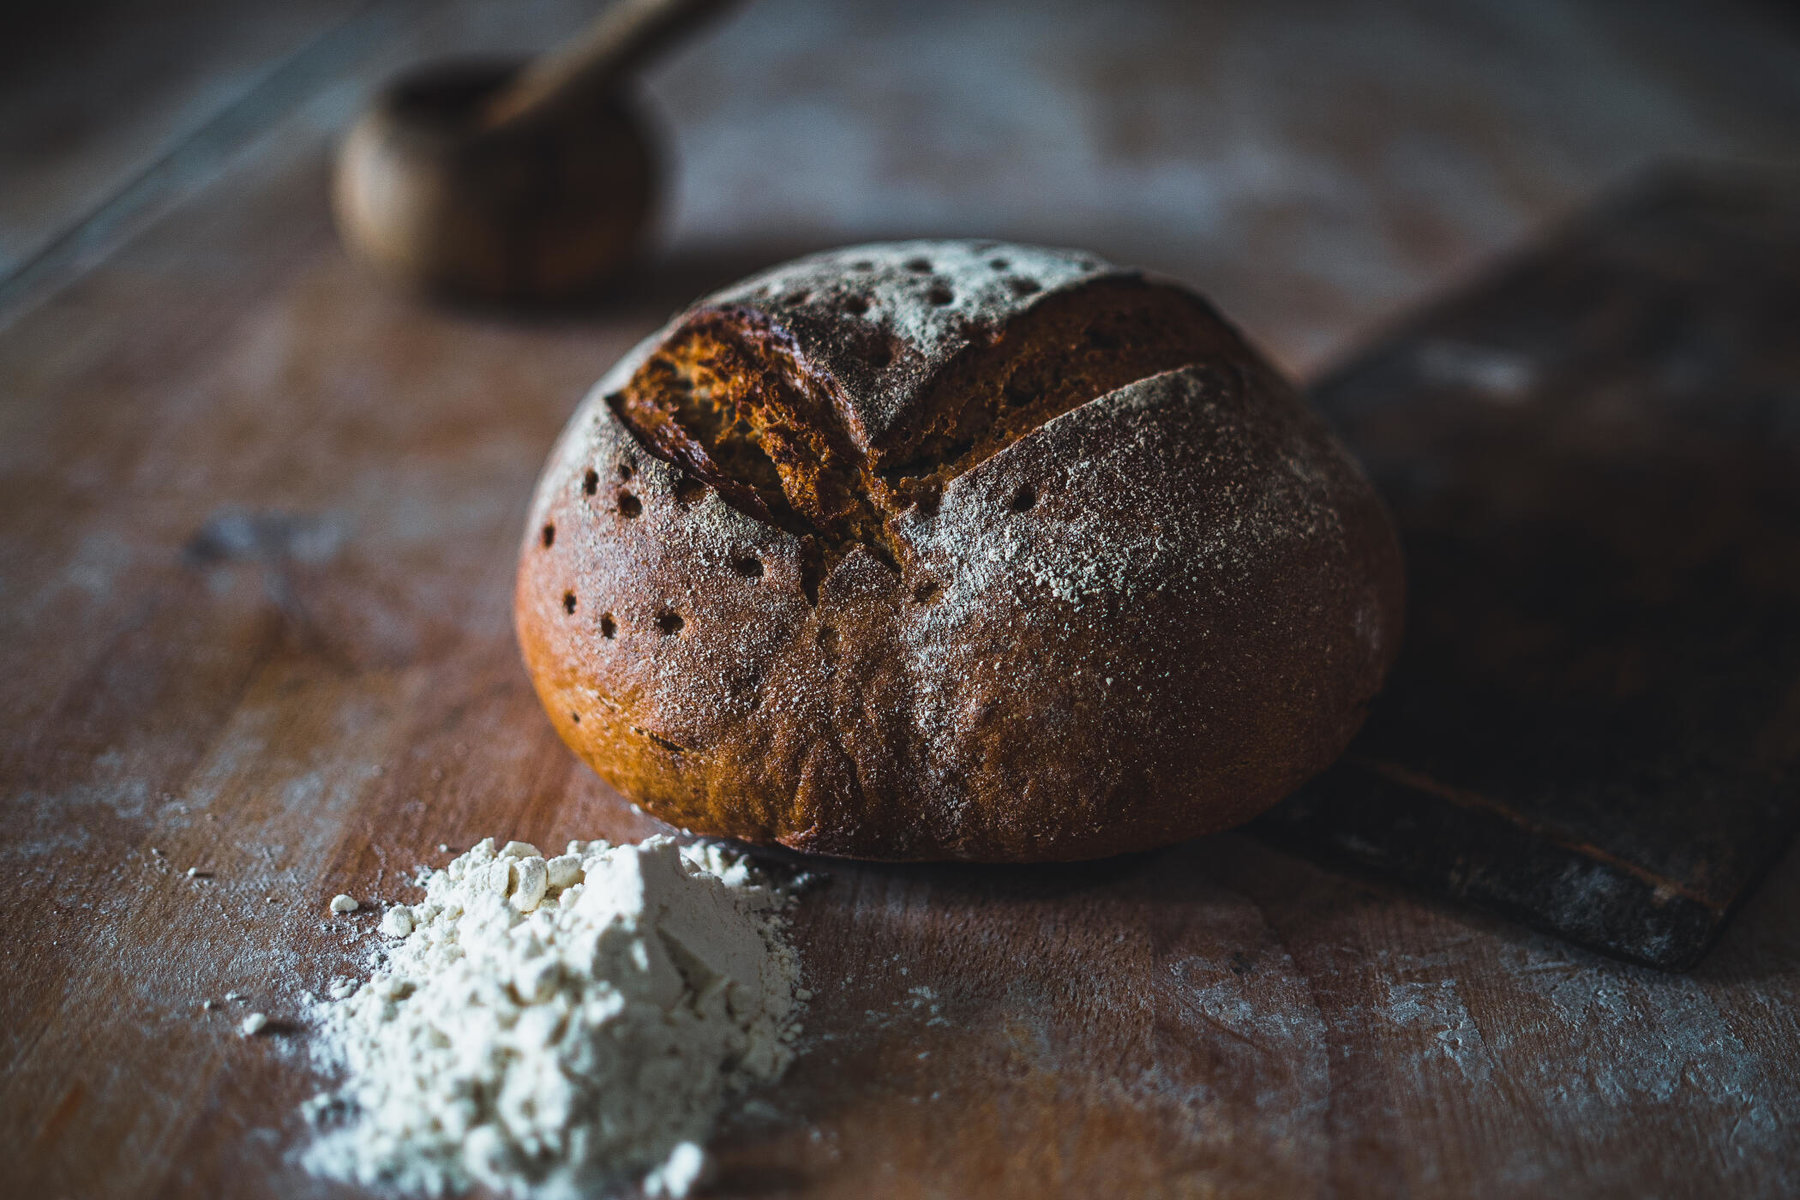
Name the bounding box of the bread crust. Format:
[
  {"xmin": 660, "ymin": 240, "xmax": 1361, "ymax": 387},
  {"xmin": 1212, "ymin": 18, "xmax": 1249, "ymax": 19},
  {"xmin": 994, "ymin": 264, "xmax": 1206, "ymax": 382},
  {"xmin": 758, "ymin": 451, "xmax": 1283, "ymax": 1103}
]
[{"xmin": 516, "ymin": 241, "xmax": 1403, "ymax": 861}]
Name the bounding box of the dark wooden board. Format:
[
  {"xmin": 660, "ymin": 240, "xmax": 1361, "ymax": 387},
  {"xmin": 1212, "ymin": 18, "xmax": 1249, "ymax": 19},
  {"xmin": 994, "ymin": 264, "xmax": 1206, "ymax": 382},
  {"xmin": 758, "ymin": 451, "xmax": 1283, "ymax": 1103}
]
[{"xmin": 1258, "ymin": 168, "xmax": 1800, "ymax": 970}]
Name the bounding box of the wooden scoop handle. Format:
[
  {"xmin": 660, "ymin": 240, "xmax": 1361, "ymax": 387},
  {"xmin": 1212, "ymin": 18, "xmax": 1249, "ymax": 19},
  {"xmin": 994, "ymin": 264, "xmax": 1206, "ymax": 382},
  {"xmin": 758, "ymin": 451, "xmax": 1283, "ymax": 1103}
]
[{"xmin": 481, "ymin": 0, "xmax": 738, "ymax": 129}]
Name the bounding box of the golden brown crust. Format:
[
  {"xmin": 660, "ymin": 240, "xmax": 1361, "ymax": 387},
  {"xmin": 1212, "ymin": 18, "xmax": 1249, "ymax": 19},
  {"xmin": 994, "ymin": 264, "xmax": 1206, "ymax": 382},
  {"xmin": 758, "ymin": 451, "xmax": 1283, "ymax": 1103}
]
[{"xmin": 516, "ymin": 240, "xmax": 1404, "ymax": 861}]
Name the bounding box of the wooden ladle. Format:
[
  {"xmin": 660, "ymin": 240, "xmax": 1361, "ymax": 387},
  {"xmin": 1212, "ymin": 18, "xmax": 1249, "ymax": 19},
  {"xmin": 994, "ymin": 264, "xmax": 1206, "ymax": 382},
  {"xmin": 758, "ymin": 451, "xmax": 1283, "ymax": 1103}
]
[{"xmin": 333, "ymin": 0, "xmax": 735, "ymax": 304}]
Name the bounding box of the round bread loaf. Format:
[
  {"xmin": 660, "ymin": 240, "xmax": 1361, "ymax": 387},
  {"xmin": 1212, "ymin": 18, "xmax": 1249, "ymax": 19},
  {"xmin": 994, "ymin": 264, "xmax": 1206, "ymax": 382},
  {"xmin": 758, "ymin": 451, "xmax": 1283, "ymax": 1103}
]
[{"xmin": 516, "ymin": 240, "xmax": 1403, "ymax": 861}]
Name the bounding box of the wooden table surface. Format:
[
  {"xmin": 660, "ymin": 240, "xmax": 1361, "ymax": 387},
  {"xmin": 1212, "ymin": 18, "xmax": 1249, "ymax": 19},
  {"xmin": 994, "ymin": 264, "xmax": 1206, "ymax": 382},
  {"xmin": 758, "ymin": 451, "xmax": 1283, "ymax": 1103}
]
[{"xmin": 5, "ymin": 2, "xmax": 1800, "ymax": 1196}]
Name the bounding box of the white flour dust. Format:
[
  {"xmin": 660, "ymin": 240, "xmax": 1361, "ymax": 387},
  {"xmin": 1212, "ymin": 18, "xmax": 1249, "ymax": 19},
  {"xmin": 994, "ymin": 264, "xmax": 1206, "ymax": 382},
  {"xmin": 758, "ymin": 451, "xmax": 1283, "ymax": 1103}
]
[{"xmin": 300, "ymin": 835, "xmax": 804, "ymax": 1199}]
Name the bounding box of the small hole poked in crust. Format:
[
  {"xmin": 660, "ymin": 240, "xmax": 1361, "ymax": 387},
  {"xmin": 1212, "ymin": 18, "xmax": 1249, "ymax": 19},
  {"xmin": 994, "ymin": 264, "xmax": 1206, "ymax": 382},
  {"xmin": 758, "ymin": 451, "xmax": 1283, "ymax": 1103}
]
[
  {"xmin": 655, "ymin": 611, "xmax": 685, "ymax": 637},
  {"xmin": 563, "ymin": 592, "xmax": 578, "ymax": 614},
  {"xmin": 912, "ymin": 579, "xmax": 942, "ymax": 604},
  {"xmin": 841, "ymin": 294, "xmax": 871, "ymax": 316},
  {"xmin": 618, "ymin": 492, "xmax": 642, "ymax": 518},
  {"xmin": 570, "ymin": 711, "xmax": 581, "ymax": 724},
  {"xmin": 905, "ymin": 257, "xmax": 933, "ymax": 273},
  {"xmin": 926, "ymin": 284, "xmax": 954, "ymax": 307},
  {"xmin": 1085, "ymin": 323, "xmax": 1121, "ymax": 351},
  {"xmin": 1008, "ymin": 277, "xmax": 1040, "ymax": 297},
  {"xmin": 540, "ymin": 523, "xmax": 555, "ymax": 548},
  {"xmin": 600, "ymin": 613, "xmax": 616, "ymax": 639},
  {"xmin": 617, "ymin": 460, "xmax": 635, "ymax": 480},
  {"xmin": 860, "ymin": 336, "xmax": 895, "ymax": 369},
  {"xmin": 989, "ymin": 257, "xmax": 1010, "ymax": 271},
  {"xmin": 732, "ymin": 555, "xmax": 764, "ymax": 580},
  {"xmin": 1010, "ymin": 483, "xmax": 1037, "ymax": 512},
  {"xmin": 674, "ymin": 476, "xmax": 707, "ymax": 506},
  {"xmin": 582, "ymin": 469, "xmax": 599, "ymax": 496}
]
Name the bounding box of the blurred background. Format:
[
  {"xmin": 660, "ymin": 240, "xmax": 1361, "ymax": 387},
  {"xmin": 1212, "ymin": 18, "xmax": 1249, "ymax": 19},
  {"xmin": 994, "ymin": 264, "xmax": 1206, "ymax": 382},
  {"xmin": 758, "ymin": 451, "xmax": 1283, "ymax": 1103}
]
[
  {"xmin": 5, "ymin": 0, "xmax": 1798, "ymax": 369},
  {"xmin": 7, "ymin": 5, "xmax": 1800, "ymax": 1195}
]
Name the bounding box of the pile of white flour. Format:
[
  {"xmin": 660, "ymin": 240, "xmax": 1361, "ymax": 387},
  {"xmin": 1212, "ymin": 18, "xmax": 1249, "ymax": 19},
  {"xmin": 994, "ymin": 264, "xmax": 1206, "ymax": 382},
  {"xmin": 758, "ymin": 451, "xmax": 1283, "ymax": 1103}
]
[{"xmin": 301, "ymin": 835, "xmax": 804, "ymax": 1199}]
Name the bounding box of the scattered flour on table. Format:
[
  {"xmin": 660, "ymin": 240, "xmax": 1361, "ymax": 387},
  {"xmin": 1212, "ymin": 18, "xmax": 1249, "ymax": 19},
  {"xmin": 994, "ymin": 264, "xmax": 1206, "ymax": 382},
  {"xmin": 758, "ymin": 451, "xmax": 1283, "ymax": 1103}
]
[{"xmin": 300, "ymin": 835, "xmax": 804, "ymax": 1199}]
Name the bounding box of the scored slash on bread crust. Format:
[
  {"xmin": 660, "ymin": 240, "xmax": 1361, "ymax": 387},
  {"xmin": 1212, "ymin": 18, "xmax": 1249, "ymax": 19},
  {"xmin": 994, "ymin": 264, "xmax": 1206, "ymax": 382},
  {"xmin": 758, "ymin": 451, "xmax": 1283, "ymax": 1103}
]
[{"xmin": 516, "ymin": 240, "xmax": 1405, "ymax": 862}]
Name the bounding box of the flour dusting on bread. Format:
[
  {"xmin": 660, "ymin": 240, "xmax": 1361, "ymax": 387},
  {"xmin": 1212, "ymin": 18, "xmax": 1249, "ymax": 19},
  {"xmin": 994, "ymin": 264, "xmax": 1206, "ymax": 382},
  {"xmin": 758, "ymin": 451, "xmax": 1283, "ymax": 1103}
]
[{"xmin": 515, "ymin": 240, "xmax": 1404, "ymax": 861}]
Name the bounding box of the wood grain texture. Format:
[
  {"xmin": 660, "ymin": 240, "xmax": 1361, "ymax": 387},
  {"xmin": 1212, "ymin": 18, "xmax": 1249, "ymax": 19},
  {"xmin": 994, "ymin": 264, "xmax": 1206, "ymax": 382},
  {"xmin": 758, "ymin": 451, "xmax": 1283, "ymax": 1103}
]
[
  {"xmin": 3, "ymin": 1, "xmax": 1800, "ymax": 1197},
  {"xmin": 0, "ymin": 0, "xmax": 382, "ymax": 303}
]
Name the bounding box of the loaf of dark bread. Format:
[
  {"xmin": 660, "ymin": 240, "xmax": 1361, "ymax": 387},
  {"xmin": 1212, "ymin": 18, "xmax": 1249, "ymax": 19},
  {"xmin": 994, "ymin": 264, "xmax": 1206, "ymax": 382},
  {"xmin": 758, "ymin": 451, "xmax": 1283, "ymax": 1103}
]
[{"xmin": 516, "ymin": 240, "xmax": 1403, "ymax": 861}]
